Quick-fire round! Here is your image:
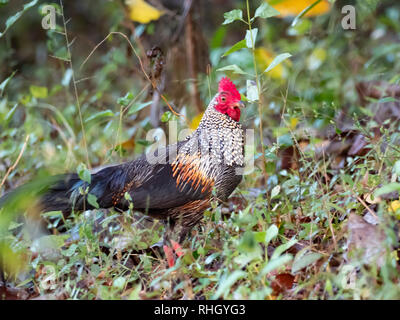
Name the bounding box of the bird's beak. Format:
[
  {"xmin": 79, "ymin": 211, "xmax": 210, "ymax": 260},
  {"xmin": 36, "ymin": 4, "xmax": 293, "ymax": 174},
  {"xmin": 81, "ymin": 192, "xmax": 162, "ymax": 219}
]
[{"xmin": 234, "ymin": 101, "xmax": 246, "ymax": 109}]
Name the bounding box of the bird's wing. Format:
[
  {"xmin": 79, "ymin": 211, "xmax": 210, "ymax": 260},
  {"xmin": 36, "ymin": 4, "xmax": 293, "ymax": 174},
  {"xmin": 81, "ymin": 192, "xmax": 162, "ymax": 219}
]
[{"xmin": 113, "ymin": 141, "xmax": 215, "ymax": 210}]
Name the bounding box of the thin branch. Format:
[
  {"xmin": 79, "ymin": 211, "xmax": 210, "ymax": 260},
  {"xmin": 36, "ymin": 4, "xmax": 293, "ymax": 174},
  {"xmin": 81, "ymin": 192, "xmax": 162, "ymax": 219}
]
[
  {"xmin": 356, "ymin": 194, "xmax": 379, "ymax": 220},
  {"xmin": 59, "ymin": 0, "xmax": 90, "ymax": 168},
  {"xmin": 0, "ymin": 135, "xmax": 30, "ymax": 191},
  {"xmin": 48, "ymin": 55, "xmax": 70, "ymax": 62},
  {"xmin": 80, "ymin": 31, "xmax": 189, "ymax": 125}
]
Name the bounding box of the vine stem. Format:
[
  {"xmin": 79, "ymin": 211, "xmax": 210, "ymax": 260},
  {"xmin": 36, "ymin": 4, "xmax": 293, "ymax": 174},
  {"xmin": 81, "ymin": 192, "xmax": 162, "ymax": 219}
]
[
  {"xmin": 246, "ymin": 0, "xmax": 268, "ymax": 186},
  {"xmin": 59, "ymin": 0, "xmax": 90, "ymax": 168},
  {"xmin": 0, "ymin": 134, "xmax": 30, "ymax": 191}
]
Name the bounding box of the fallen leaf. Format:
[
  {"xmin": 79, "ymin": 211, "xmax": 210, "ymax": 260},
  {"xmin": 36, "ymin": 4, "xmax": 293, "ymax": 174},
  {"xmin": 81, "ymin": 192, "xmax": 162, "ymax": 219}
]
[
  {"xmin": 271, "ymin": 273, "xmax": 295, "ymax": 295},
  {"xmin": 268, "ymin": 0, "xmax": 331, "ymax": 17},
  {"xmin": 389, "ymin": 200, "xmax": 400, "ymax": 219},
  {"xmin": 0, "ymin": 286, "xmax": 30, "ymax": 300},
  {"xmin": 126, "ymin": 0, "xmax": 163, "ymax": 24},
  {"xmin": 346, "ymin": 213, "xmax": 388, "ymax": 267}
]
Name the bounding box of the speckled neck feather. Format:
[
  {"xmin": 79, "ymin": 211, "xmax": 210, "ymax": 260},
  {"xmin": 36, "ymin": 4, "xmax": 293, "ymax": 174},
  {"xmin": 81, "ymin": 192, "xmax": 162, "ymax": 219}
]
[{"xmin": 178, "ymin": 94, "xmax": 244, "ymax": 168}]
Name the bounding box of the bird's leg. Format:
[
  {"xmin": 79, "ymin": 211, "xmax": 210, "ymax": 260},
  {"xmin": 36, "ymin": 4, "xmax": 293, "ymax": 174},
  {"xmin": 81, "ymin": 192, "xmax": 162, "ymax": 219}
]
[
  {"xmin": 162, "ymin": 219, "xmax": 187, "ymax": 268},
  {"xmin": 171, "ymin": 239, "xmax": 184, "ymax": 257},
  {"xmin": 163, "ymin": 240, "xmax": 184, "ymax": 268},
  {"xmin": 162, "ymin": 218, "xmax": 177, "ymax": 268},
  {"xmin": 163, "ymin": 244, "xmax": 175, "ymax": 268}
]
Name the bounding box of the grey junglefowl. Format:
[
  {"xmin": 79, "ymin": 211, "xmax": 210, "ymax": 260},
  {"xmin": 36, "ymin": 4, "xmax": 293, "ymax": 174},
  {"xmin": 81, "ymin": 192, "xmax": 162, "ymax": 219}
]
[{"xmin": 0, "ymin": 77, "xmax": 245, "ymax": 267}]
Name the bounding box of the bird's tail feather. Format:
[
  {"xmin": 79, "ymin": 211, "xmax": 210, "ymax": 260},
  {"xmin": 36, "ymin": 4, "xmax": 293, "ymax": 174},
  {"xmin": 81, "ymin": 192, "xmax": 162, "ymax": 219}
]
[{"xmin": 0, "ymin": 164, "xmax": 128, "ymax": 215}]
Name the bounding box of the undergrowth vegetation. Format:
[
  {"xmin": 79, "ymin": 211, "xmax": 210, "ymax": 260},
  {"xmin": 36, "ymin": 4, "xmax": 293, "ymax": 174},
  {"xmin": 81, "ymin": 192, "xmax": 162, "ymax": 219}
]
[{"xmin": 1, "ymin": 0, "xmax": 400, "ymax": 299}]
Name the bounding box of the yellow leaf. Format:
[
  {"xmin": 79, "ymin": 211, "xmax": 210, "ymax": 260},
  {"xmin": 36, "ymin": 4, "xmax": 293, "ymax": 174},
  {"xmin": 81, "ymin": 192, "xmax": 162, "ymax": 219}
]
[
  {"xmin": 389, "ymin": 200, "xmax": 400, "ymax": 219},
  {"xmin": 0, "ymin": 242, "xmax": 27, "ymax": 277},
  {"xmin": 255, "ymin": 48, "xmax": 287, "ymax": 79},
  {"xmin": 268, "ymin": 0, "xmax": 331, "ymax": 17},
  {"xmin": 126, "ymin": 0, "xmax": 163, "ymax": 24},
  {"xmin": 289, "ymin": 117, "xmax": 298, "ymax": 129},
  {"xmin": 118, "ymin": 137, "xmax": 136, "ymax": 151},
  {"xmin": 190, "ymin": 112, "xmax": 204, "ymax": 130}
]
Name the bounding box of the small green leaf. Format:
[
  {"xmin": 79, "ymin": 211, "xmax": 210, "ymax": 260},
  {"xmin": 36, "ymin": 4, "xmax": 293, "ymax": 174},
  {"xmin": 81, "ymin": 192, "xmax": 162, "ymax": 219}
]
[
  {"xmin": 255, "ymin": 231, "xmax": 266, "ymax": 242},
  {"xmin": 87, "ymin": 194, "xmax": 99, "ymax": 209},
  {"xmin": 277, "ymin": 133, "xmax": 293, "ymax": 147},
  {"xmin": 5, "ymin": 103, "xmax": 18, "ymax": 122},
  {"xmin": 212, "ymin": 270, "xmax": 246, "ymax": 299},
  {"xmin": 161, "ymin": 111, "xmax": 173, "ymax": 122},
  {"xmin": 245, "ymin": 28, "xmax": 258, "ymax": 49},
  {"xmin": 264, "ymin": 53, "xmax": 292, "ymax": 73},
  {"xmin": 271, "ymin": 238, "xmax": 297, "ymax": 260},
  {"xmin": 205, "ymin": 252, "xmax": 220, "ymax": 265},
  {"xmin": 42, "ymin": 211, "xmax": 63, "ymax": 218},
  {"xmin": 8, "ymin": 221, "xmax": 24, "ymax": 231},
  {"xmin": 216, "ymin": 64, "xmax": 248, "ymax": 75},
  {"xmin": 292, "ymin": 251, "xmax": 322, "ymax": 273},
  {"xmin": 85, "ymin": 110, "xmax": 114, "ymax": 123},
  {"xmin": 378, "ymin": 97, "xmax": 397, "ymax": 103},
  {"xmin": 124, "ymin": 192, "xmax": 132, "ymax": 201},
  {"xmin": 222, "ymin": 39, "xmax": 246, "ymax": 57},
  {"xmin": 128, "ymin": 101, "xmax": 152, "ymax": 115},
  {"xmin": 77, "ymin": 163, "xmax": 91, "ymax": 184},
  {"xmin": 113, "ymin": 277, "xmax": 126, "ymax": 290},
  {"xmin": 117, "ymin": 92, "xmax": 134, "ymax": 107},
  {"xmin": 0, "ymin": 0, "xmax": 38, "ymax": 38},
  {"xmin": 29, "ymin": 85, "xmax": 48, "ymax": 99},
  {"xmin": 271, "ymin": 185, "xmax": 281, "ymax": 198},
  {"xmin": 136, "ymin": 139, "xmax": 153, "ymax": 147},
  {"xmin": 63, "ymin": 244, "xmax": 78, "ymax": 257},
  {"xmin": 265, "ymin": 224, "xmax": 279, "ymax": 244},
  {"xmin": 222, "ymin": 9, "xmax": 243, "ymax": 25},
  {"xmin": 394, "ymin": 160, "xmax": 400, "ymax": 176},
  {"xmin": 0, "ymin": 71, "xmax": 16, "ymax": 96},
  {"xmin": 261, "ymin": 254, "xmax": 292, "ymax": 276},
  {"xmin": 374, "ymin": 183, "xmax": 400, "ymax": 197},
  {"xmin": 254, "ymin": 2, "xmax": 280, "ymax": 20}
]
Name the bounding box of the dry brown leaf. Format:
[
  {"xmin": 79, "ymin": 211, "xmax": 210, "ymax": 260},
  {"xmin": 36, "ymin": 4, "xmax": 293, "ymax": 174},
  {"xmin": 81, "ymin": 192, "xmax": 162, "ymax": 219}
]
[
  {"xmin": 346, "ymin": 213, "xmax": 388, "ymax": 267},
  {"xmin": 271, "ymin": 273, "xmax": 295, "ymax": 295}
]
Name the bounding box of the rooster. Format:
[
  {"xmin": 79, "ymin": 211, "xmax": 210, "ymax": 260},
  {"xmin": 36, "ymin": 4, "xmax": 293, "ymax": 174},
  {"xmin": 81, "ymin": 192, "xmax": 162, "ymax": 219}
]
[{"xmin": 0, "ymin": 77, "xmax": 245, "ymax": 267}]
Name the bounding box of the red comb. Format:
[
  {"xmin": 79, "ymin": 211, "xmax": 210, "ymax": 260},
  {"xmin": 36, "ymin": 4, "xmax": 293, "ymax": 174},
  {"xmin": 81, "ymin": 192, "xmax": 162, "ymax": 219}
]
[{"xmin": 218, "ymin": 77, "xmax": 241, "ymax": 100}]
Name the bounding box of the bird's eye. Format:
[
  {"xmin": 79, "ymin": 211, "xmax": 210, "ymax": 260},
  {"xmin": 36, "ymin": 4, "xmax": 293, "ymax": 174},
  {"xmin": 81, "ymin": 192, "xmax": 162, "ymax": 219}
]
[{"xmin": 221, "ymin": 96, "xmax": 226, "ymax": 102}]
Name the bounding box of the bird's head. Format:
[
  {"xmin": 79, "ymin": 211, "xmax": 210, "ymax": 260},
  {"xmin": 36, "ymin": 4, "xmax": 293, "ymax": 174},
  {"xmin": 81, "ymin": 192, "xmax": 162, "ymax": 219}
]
[{"xmin": 214, "ymin": 77, "xmax": 245, "ymax": 122}]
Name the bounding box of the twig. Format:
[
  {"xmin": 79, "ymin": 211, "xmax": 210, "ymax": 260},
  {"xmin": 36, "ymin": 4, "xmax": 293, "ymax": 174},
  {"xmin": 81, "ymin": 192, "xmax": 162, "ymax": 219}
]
[
  {"xmin": 356, "ymin": 194, "xmax": 379, "ymax": 220},
  {"xmin": 80, "ymin": 31, "xmax": 189, "ymax": 125},
  {"xmin": 172, "ymin": 0, "xmax": 193, "ymax": 44},
  {"xmin": 118, "ymin": 0, "xmax": 148, "ymax": 68},
  {"xmin": 0, "ymin": 134, "xmax": 30, "ymax": 191},
  {"xmin": 59, "ymin": 0, "xmax": 90, "ymax": 168}
]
